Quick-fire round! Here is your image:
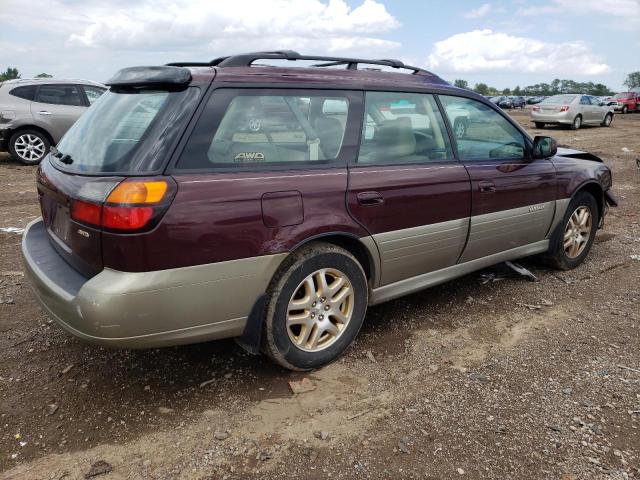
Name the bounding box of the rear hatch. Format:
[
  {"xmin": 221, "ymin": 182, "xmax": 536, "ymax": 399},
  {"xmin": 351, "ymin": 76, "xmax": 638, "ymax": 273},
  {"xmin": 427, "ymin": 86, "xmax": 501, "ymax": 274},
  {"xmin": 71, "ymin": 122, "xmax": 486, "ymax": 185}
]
[{"xmin": 36, "ymin": 66, "xmax": 205, "ymax": 277}]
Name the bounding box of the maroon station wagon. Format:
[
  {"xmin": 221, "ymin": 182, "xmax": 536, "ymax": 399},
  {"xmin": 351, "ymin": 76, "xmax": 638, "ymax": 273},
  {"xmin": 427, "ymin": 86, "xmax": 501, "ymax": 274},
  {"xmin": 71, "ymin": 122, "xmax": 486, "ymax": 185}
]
[{"xmin": 22, "ymin": 51, "xmax": 617, "ymax": 370}]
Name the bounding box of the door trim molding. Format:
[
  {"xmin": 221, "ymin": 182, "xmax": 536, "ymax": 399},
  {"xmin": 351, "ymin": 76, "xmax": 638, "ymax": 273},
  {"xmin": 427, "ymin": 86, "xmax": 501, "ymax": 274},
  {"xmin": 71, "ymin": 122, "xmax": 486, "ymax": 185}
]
[{"xmin": 369, "ymin": 239, "xmax": 549, "ymax": 305}]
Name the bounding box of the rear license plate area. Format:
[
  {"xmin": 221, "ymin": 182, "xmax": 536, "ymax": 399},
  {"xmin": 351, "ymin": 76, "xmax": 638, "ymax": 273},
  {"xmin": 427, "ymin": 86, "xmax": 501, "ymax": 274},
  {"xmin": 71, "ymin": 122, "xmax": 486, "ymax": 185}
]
[{"xmin": 52, "ymin": 204, "xmax": 71, "ymax": 245}]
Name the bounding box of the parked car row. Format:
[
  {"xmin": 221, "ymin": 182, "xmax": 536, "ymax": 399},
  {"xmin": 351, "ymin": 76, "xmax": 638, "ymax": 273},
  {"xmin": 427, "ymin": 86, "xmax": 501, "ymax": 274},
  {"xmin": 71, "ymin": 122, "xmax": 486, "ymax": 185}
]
[{"xmin": 0, "ymin": 78, "xmax": 106, "ymax": 164}]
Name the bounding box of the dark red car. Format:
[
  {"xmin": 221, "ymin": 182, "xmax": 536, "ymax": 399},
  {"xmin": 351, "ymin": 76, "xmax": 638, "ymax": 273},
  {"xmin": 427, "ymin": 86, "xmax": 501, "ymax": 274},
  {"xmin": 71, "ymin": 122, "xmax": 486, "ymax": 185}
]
[{"xmin": 22, "ymin": 51, "xmax": 617, "ymax": 370}]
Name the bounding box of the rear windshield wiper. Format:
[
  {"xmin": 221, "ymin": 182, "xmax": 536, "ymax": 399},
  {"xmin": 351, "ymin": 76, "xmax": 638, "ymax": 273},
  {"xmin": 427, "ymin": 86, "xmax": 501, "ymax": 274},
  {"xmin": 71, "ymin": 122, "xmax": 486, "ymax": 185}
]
[{"xmin": 50, "ymin": 147, "xmax": 73, "ymax": 165}]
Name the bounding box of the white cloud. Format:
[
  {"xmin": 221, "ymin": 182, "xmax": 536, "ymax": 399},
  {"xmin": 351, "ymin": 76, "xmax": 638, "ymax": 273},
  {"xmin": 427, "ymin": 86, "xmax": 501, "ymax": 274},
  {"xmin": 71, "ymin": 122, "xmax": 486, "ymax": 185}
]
[
  {"xmin": 518, "ymin": 0, "xmax": 640, "ymax": 28},
  {"xmin": 464, "ymin": 3, "xmax": 492, "ymax": 18},
  {"xmin": 425, "ymin": 29, "xmax": 610, "ymax": 75},
  {"xmin": 59, "ymin": 0, "xmax": 400, "ymax": 53}
]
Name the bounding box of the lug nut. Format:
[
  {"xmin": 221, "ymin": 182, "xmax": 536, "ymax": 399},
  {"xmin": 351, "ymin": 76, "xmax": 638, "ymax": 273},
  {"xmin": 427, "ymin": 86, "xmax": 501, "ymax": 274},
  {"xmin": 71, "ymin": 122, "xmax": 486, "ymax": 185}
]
[
  {"xmin": 312, "ymin": 301, "xmax": 317, "ymax": 307},
  {"xmin": 310, "ymin": 313, "xmax": 315, "ymax": 318},
  {"xmin": 319, "ymin": 315, "xmax": 324, "ymax": 320},
  {"xmin": 324, "ymin": 305, "xmax": 330, "ymax": 311}
]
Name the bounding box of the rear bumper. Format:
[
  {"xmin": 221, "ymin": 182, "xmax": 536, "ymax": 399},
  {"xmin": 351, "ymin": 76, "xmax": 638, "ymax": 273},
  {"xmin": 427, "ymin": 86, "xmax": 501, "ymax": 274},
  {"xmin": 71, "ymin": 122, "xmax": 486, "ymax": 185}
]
[
  {"xmin": 530, "ymin": 110, "xmax": 573, "ymax": 124},
  {"xmin": 22, "ymin": 218, "xmax": 286, "ymax": 348}
]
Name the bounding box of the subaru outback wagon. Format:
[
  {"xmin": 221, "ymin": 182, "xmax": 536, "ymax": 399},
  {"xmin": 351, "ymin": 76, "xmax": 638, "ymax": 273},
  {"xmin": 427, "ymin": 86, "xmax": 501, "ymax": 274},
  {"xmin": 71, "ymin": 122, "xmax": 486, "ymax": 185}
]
[
  {"xmin": 0, "ymin": 78, "xmax": 106, "ymax": 164},
  {"xmin": 22, "ymin": 51, "xmax": 617, "ymax": 370}
]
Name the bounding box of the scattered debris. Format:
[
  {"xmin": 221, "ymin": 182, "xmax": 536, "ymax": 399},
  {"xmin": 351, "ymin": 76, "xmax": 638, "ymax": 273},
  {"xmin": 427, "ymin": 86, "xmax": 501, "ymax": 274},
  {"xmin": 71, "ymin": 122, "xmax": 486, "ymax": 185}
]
[
  {"xmin": 0, "ymin": 271, "xmax": 23, "ymax": 277},
  {"xmin": 631, "ymin": 254, "xmax": 640, "ymax": 261},
  {"xmin": 199, "ymin": 378, "xmax": 216, "ymax": 388},
  {"xmin": 84, "ymin": 460, "xmax": 112, "ymax": 478},
  {"xmin": 61, "ymin": 365, "xmax": 74, "ymax": 375},
  {"xmin": 540, "ymin": 299, "xmax": 553, "ymax": 306},
  {"xmin": 617, "ymin": 364, "xmax": 640, "ymax": 374},
  {"xmin": 365, "ymin": 350, "xmax": 377, "ymax": 363},
  {"xmin": 505, "ymin": 261, "xmax": 537, "ymax": 281},
  {"xmin": 469, "ymin": 372, "xmax": 489, "ymax": 383},
  {"xmin": 157, "ymin": 407, "xmax": 174, "ymax": 415},
  {"xmin": 47, "ymin": 404, "xmax": 59, "ymax": 416},
  {"xmin": 516, "ymin": 302, "xmax": 542, "ymax": 310},
  {"xmin": 621, "ymin": 147, "xmax": 631, "ymax": 153},
  {"xmin": 398, "ymin": 436, "xmax": 410, "ymax": 454},
  {"xmin": 457, "ymin": 468, "xmax": 466, "ymax": 475},
  {"xmin": 347, "ymin": 409, "xmax": 372, "ymax": 421},
  {"xmin": 288, "ymin": 377, "xmax": 316, "ymax": 395},
  {"xmin": 313, "ymin": 430, "xmax": 329, "ymax": 440},
  {"xmin": 0, "ymin": 296, "xmax": 15, "ymax": 305},
  {"xmin": 0, "ymin": 227, "xmax": 25, "ymax": 234},
  {"xmin": 562, "ymin": 388, "xmax": 573, "ymax": 395},
  {"xmin": 214, "ymin": 431, "xmax": 229, "ymax": 441}
]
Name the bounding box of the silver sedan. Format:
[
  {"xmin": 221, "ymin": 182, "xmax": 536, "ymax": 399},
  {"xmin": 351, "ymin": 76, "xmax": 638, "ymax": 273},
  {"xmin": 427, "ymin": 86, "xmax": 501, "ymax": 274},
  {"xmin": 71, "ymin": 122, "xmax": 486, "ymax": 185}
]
[{"xmin": 531, "ymin": 94, "xmax": 614, "ymax": 130}]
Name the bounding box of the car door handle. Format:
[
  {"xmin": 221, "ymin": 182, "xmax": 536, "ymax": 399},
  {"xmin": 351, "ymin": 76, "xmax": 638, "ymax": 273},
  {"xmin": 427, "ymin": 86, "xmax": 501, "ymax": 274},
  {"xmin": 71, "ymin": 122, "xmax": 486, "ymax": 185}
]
[
  {"xmin": 37, "ymin": 111, "xmax": 52, "ymax": 115},
  {"xmin": 357, "ymin": 191, "xmax": 384, "ymax": 206},
  {"xmin": 478, "ymin": 181, "xmax": 496, "ymax": 193}
]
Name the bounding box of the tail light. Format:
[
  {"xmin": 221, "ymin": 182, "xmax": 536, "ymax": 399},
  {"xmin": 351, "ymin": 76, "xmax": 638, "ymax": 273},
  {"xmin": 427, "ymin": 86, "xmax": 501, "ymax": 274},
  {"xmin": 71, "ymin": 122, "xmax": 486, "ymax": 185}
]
[
  {"xmin": 559, "ymin": 105, "xmax": 570, "ymax": 112},
  {"xmin": 532, "ymin": 106, "xmax": 540, "ymax": 111},
  {"xmin": 70, "ymin": 178, "xmax": 176, "ymax": 232}
]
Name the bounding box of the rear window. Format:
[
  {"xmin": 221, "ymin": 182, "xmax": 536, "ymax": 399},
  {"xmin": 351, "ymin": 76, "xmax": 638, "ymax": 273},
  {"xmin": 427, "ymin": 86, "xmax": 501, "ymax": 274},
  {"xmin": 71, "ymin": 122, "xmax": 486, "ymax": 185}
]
[
  {"xmin": 542, "ymin": 95, "xmax": 577, "ymax": 104},
  {"xmin": 53, "ymin": 87, "xmax": 201, "ymax": 174},
  {"xmin": 9, "ymin": 85, "xmax": 36, "ymax": 101},
  {"xmin": 37, "ymin": 84, "xmax": 84, "ymax": 106}
]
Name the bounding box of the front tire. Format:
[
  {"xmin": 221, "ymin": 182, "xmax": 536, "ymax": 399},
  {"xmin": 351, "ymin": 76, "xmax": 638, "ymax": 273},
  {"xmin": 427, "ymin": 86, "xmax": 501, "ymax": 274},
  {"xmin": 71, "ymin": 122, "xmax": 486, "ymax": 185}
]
[
  {"xmin": 262, "ymin": 243, "xmax": 368, "ymax": 371},
  {"xmin": 545, "ymin": 191, "xmax": 598, "ymax": 270},
  {"xmin": 622, "ymin": 105, "xmax": 628, "ymax": 114},
  {"xmin": 570, "ymin": 115, "xmax": 582, "ymax": 130},
  {"xmin": 601, "ymin": 113, "xmax": 613, "ymax": 127},
  {"xmin": 8, "ymin": 129, "xmax": 50, "ymax": 165}
]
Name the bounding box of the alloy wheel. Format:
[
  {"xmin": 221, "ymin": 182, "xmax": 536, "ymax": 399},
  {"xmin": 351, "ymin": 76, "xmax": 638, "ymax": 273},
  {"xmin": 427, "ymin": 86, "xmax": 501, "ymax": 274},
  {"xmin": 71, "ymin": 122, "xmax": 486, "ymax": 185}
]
[
  {"xmin": 14, "ymin": 134, "xmax": 46, "ymax": 162},
  {"xmin": 286, "ymin": 268, "xmax": 354, "ymax": 352},
  {"xmin": 573, "ymin": 116, "xmax": 581, "ymax": 129},
  {"xmin": 563, "ymin": 206, "xmax": 592, "ymax": 259}
]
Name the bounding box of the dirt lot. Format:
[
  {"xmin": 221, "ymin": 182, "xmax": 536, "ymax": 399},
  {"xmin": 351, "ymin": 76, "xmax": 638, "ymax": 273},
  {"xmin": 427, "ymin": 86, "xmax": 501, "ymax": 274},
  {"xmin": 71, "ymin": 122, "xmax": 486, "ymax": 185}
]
[{"xmin": 1, "ymin": 110, "xmax": 639, "ymax": 480}]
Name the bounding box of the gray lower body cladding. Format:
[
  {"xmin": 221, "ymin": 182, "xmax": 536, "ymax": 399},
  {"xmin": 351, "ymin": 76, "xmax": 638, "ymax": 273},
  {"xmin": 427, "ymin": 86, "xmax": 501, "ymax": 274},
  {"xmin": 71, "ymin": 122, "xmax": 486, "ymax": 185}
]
[{"xmin": 22, "ymin": 218, "xmax": 286, "ymax": 348}]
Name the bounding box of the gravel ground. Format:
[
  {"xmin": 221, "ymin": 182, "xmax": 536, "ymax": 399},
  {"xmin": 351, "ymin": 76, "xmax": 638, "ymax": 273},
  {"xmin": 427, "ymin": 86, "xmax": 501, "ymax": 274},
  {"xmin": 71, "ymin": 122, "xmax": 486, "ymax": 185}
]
[{"xmin": 1, "ymin": 110, "xmax": 639, "ymax": 480}]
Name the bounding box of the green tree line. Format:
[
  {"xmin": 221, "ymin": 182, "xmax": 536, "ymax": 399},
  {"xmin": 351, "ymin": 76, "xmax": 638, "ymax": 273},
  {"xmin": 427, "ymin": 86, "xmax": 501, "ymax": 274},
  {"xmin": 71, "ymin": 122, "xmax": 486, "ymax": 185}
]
[
  {"xmin": 454, "ymin": 72, "xmax": 640, "ymax": 96},
  {"xmin": 0, "ymin": 67, "xmax": 52, "ymax": 82}
]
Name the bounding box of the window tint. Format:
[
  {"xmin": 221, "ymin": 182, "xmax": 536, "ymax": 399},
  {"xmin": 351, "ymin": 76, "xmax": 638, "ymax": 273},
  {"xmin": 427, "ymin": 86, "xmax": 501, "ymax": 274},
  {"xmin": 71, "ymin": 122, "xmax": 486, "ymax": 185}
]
[
  {"xmin": 357, "ymin": 92, "xmax": 453, "ymax": 164},
  {"xmin": 178, "ymin": 92, "xmax": 349, "ymax": 169},
  {"xmin": 439, "ymin": 96, "xmax": 526, "ymax": 161},
  {"xmin": 9, "ymin": 85, "xmax": 36, "ymax": 101},
  {"xmin": 36, "ymin": 84, "xmax": 84, "ymax": 106},
  {"xmin": 579, "ymin": 96, "xmax": 591, "ymax": 105},
  {"xmin": 83, "ymin": 86, "xmax": 106, "ymax": 105}
]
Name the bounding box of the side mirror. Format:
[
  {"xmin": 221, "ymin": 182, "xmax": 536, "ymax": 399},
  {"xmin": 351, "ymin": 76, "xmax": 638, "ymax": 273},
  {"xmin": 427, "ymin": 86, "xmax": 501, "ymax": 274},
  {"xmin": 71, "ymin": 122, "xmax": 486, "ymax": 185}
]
[{"xmin": 532, "ymin": 135, "xmax": 557, "ymax": 159}]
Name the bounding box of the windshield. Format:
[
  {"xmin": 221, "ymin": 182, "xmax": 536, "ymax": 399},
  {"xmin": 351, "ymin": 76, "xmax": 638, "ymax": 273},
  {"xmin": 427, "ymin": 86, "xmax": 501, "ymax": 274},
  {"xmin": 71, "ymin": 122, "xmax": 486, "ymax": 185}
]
[
  {"xmin": 542, "ymin": 95, "xmax": 577, "ymax": 104},
  {"xmin": 53, "ymin": 87, "xmax": 200, "ymax": 174},
  {"xmin": 614, "ymin": 93, "xmax": 632, "ymax": 99}
]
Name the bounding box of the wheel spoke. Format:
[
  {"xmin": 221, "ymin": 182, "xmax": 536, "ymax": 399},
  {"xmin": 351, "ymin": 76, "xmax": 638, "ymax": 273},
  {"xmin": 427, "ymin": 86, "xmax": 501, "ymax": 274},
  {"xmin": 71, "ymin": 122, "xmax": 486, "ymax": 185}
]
[{"xmin": 313, "ymin": 270, "xmax": 329, "ymax": 297}]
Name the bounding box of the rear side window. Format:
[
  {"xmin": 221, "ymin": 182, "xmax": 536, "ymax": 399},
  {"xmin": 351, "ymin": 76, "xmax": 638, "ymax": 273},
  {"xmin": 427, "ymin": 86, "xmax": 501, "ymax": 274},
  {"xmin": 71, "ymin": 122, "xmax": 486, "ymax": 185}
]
[
  {"xmin": 177, "ymin": 90, "xmax": 350, "ymax": 170},
  {"xmin": 9, "ymin": 85, "xmax": 36, "ymax": 101},
  {"xmin": 439, "ymin": 96, "xmax": 526, "ymax": 161},
  {"xmin": 36, "ymin": 84, "xmax": 84, "ymax": 106},
  {"xmin": 358, "ymin": 91, "xmax": 453, "ymax": 164}
]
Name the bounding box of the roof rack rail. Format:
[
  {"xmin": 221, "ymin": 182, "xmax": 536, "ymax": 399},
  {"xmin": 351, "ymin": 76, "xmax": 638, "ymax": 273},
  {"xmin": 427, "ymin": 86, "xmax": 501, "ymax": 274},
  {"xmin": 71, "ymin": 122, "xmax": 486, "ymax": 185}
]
[{"xmin": 166, "ymin": 51, "xmax": 430, "ymax": 75}]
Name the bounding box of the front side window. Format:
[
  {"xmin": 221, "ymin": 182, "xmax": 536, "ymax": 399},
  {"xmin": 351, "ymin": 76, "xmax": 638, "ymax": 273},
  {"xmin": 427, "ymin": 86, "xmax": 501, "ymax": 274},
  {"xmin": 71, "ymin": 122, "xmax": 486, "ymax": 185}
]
[
  {"xmin": 579, "ymin": 96, "xmax": 591, "ymax": 105},
  {"xmin": 357, "ymin": 91, "xmax": 453, "ymax": 164},
  {"xmin": 36, "ymin": 84, "xmax": 84, "ymax": 106},
  {"xmin": 83, "ymin": 86, "xmax": 106, "ymax": 105},
  {"xmin": 177, "ymin": 92, "xmax": 349, "ymax": 169},
  {"xmin": 439, "ymin": 96, "xmax": 526, "ymax": 161}
]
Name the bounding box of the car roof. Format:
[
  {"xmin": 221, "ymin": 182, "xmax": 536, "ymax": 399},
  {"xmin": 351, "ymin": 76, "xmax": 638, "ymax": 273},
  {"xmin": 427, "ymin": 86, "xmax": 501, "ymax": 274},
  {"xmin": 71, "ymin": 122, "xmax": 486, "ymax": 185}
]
[{"xmin": 0, "ymin": 78, "xmax": 106, "ymax": 88}]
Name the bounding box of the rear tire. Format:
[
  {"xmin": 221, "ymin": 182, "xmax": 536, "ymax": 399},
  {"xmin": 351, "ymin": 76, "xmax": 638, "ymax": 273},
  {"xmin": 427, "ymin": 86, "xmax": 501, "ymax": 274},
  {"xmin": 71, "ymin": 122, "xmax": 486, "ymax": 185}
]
[
  {"xmin": 8, "ymin": 129, "xmax": 50, "ymax": 165},
  {"xmin": 570, "ymin": 115, "xmax": 582, "ymax": 130},
  {"xmin": 534, "ymin": 122, "xmax": 545, "ymax": 129},
  {"xmin": 601, "ymin": 113, "xmax": 613, "ymax": 127},
  {"xmin": 262, "ymin": 243, "xmax": 368, "ymax": 371},
  {"xmin": 545, "ymin": 191, "xmax": 598, "ymax": 270},
  {"xmin": 622, "ymin": 105, "xmax": 628, "ymax": 114}
]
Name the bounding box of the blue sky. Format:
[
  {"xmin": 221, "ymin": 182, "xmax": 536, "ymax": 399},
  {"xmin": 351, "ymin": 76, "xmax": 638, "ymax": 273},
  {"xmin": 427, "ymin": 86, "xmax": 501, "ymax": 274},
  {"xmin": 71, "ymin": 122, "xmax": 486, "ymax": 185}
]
[{"xmin": 0, "ymin": 0, "xmax": 638, "ymax": 90}]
